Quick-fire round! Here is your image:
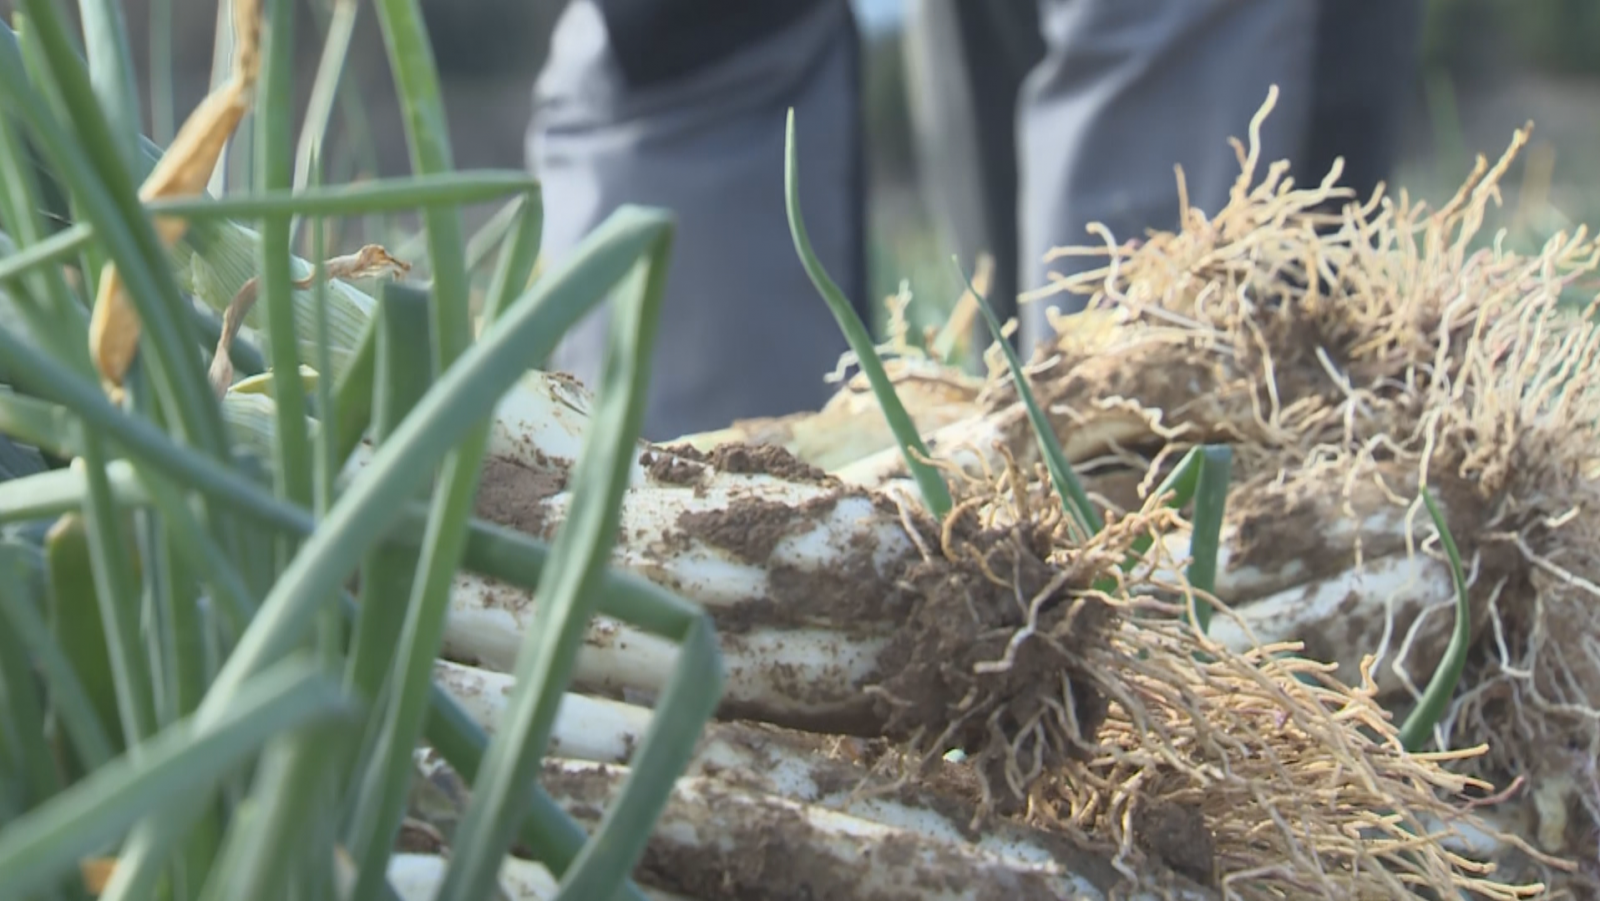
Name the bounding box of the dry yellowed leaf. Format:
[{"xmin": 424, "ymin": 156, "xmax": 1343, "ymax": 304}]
[
  {"xmin": 89, "ymin": 0, "xmax": 262, "ymax": 399},
  {"xmin": 207, "ymin": 245, "xmax": 410, "ymax": 395}
]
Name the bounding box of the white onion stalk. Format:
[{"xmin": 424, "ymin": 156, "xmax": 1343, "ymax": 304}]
[
  {"xmin": 342, "ymin": 394, "xmax": 939, "ymax": 732},
  {"xmin": 1155, "ymin": 481, "xmax": 1423, "ymax": 602},
  {"xmin": 834, "ymin": 407, "xmax": 1154, "ymax": 489},
  {"xmin": 439, "ymin": 463, "xmax": 915, "ymax": 731},
  {"xmin": 442, "ymin": 596, "xmax": 889, "ymax": 731},
  {"xmin": 534, "ymin": 757, "xmax": 1213, "ymax": 901},
  {"xmin": 1206, "ymin": 551, "xmax": 1460, "ymax": 697},
  {"xmin": 366, "ymin": 851, "xmax": 694, "ymax": 901},
  {"xmin": 235, "ymin": 372, "xmax": 1107, "ymax": 747},
  {"xmin": 433, "ymin": 659, "xmax": 1098, "ymax": 872},
  {"xmin": 1146, "ymin": 471, "xmax": 1471, "ymax": 697},
  {"xmin": 672, "ymin": 357, "xmax": 984, "ymax": 473}
]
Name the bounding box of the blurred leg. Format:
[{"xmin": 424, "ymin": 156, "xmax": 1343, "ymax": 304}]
[
  {"xmin": 527, "ymin": 0, "xmax": 866, "ymax": 440},
  {"xmin": 1016, "ymin": 0, "xmax": 1317, "ymax": 351},
  {"xmin": 1299, "ymin": 0, "xmax": 1426, "ymax": 205},
  {"xmin": 902, "ymin": 0, "xmax": 1042, "ymax": 359}
]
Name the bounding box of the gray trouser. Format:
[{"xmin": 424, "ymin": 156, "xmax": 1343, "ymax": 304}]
[
  {"xmin": 1014, "ymin": 0, "xmax": 1314, "ymax": 345},
  {"xmin": 906, "ymin": 0, "xmax": 1423, "ymax": 350},
  {"xmin": 528, "ymin": 0, "xmax": 1365, "ymax": 440},
  {"xmin": 527, "ymin": 0, "xmax": 866, "ymax": 441}
]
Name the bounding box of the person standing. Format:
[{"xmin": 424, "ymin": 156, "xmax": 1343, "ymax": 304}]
[{"xmin": 525, "ymin": 0, "xmax": 1423, "ymax": 441}]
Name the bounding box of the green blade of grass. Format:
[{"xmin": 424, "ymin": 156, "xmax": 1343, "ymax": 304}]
[
  {"xmin": 3, "ymin": 9, "xmax": 230, "ymax": 459},
  {"xmin": 1114, "ymin": 448, "xmax": 1202, "ymax": 577},
  {"xmin": 0, "ymin": 105, "xmax": 89, "ymax": 367},
  {"xmin": 0, "ymin": 221, "xmax": 93, "ymax": 289},
  {"xmin": 336, "ymin": 284, "xmax": 431, "ymax": 842},
  {"xmin": 481, "ymin": 192, "xmax": 544, "ymax": 326},
  {"xmin": 307, "ymin": 203, "xmax": 348, "ymax": 686},
  {"xmin": 42, "ymin": 515, "xmax": 124, "ymax": 762},
  {"xmin": 105, "ymin": 204, "xmax": 677, "ymax": 899},
  {"xmin": 784, "ymin": 109, "xmax": 951, "ymax": 520},
  {"xmin": 0, "ymin": 549, "xmax": 62, "ymax": 810},
  {"xmin": 143, "ymin": 481, "xmax": 214, "ymax": 727},
  {"xmin": 437, "ymin": 207, "xmax": 674, "ymax": 901},
  {"xmin": 342, "ymin": 285, "xmax": 432, "ymax": 700},
  {"xmin": 333, "ymin": 312, "xmax": 379, "ymax": 464},
  {"xmin": 952, "ymin": 256, "xmax": 1099, "ymax": 538},
  {"xmin": 73, "ymin": 0, "xmax": 142, "ymax": 172},
  {"xmin": 77, "ymin": 433, "xmax": 157, "ymax": 748},
  {"xmin": 346, "ymin": 178, "xmax": 542, "ymax": 898},
  {"xmin": 345, "ymin": 283, "xmax": 486, "ymax": 901},
  {"xmin": 0, "ymin": 543, "xmax": 115, "ymax": 771},
  {"xmin": 419, "ymin": 679, "xmax": 654, "ymax": 901},
  {"xmin": 201, "ymin": 722, "xmax": 350, "ymax": 901},
  {"xmin": 344, "ymin": 1, "xmax": 499, "ymax": 891},
  {"xmin": 0, "ymin": 658, "xmax": 354, "ymax": 899},
  {"xmin": 131, "ymin": 467, "xmax": 257, "ymax": 637},
  {"xmin": 1185, "ymin": 446, "xmax": 1232, "ymax": 635},
  {"xmin": 3, "ymin": 479, "xmax": 686, "ymax": 901},
  {"xmin": 0, "ymin": 339, "xmax": 303, "ymax": 536},
  {"xmin": 553, "ymin": 615, "xmax": 722, "ymax": 901},
  {"xmin": 0, "ymin": 462, "xmax": 148, "ymax": 524},
  {"xmin": 147, "ymin": 171, "xmax": 538, "ymax": 223},
  {"xmin": 0, "ymin": 455, "xmax": 710, "ymax": 648},
  {"xmin": 0, "ymin": 394, "xmax": 190, "ymax": 756},
  {"xmin": 465, "ymin": 193, "xmax": 537, "ymax": 282},
  {"xmin": 371, "ymin": 0, "xmax": 471, "ymax": 370},
  {"xmin": 256, "ymin": 0, "xmax": 314, "ymax": 528},
  {"xmin": 1397, "ymin": 485, "xmax": 1472, "ymax": 753}
]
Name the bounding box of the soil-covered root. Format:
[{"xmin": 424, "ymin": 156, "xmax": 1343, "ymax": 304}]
[
  {"xmin": 535, "ymin": 757, "xmax": 1214, "ymax": 901},
  {"xmin": 861, "ymin": 113, "xmax": 1600, "ymax": 891}
]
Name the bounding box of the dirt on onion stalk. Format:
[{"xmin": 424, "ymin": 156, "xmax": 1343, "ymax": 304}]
[{"xmin": 448, "ymin": 438, "xmax": 1125, "ymax": 804}]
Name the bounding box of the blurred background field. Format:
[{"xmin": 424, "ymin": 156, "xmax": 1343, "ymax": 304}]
[{"xmin": 22, "ymin": 0, "xmax": 1600, "ymax": 331}]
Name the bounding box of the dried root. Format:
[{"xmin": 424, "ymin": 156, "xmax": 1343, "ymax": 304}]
[{"xmin": 987, "ymin": 111, "xmax": 1600, "ymax": 894}]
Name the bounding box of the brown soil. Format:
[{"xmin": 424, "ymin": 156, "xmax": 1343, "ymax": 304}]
[
  {"xmin": 640, "ymin": 448, "xmax": 707, "ymax": 486},
  {"xmin": 661, "ymin": 440, "xmax": 833, "ymax": 484},
  {"xmin": 544, "ymin": 761, "xmax": 1076, "ymax": 901},
  {"xmin": 682, "ymin": 488, "xmax": 919, "ymax": 638},
  {"xmin": 677, "ymin": 495, "xmax": 828, "ymax": 566},
  {"xmin": 864, "ymin": 511, "xmax": 1116, "ymax": 809},
  {"xmin": 473, "ymin": 455, "xmax": 568, "ymax": 541},
  {"xmin": 711, "ymin": 443, "xmax": 829, "ymax": 483},
  {"xmin": 1224, "ymin": 461, "xmax": 1425, "ymax": 588},
  {"xmin": 1132, "ymin": 798, "xmax": 1217, "ymax": 887}
]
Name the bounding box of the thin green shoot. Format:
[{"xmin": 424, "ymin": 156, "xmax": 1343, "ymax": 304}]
[
  {"xmin": 1185, "ymin": 446, "xmax": 1232, "ymax": 635},
  {"xmin": 1397, "ymin": 485, "xmax": 1472, "ymax": 753},
  {"xmin": 784, "ymin": 109, "xmax": 952, "ymax": 520},
  {"xmin": 951, "ymin": 255, "xmax": 1098, "ymax": 538},
  {"xmin": 0, "ymin": 659, "xmax": 354, "ymax": 898}
]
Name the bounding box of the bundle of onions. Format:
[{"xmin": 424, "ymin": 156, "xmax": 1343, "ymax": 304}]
[{"xmin": 189, "ymin": 110, "xmax": 1567, "ymax": 898}]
